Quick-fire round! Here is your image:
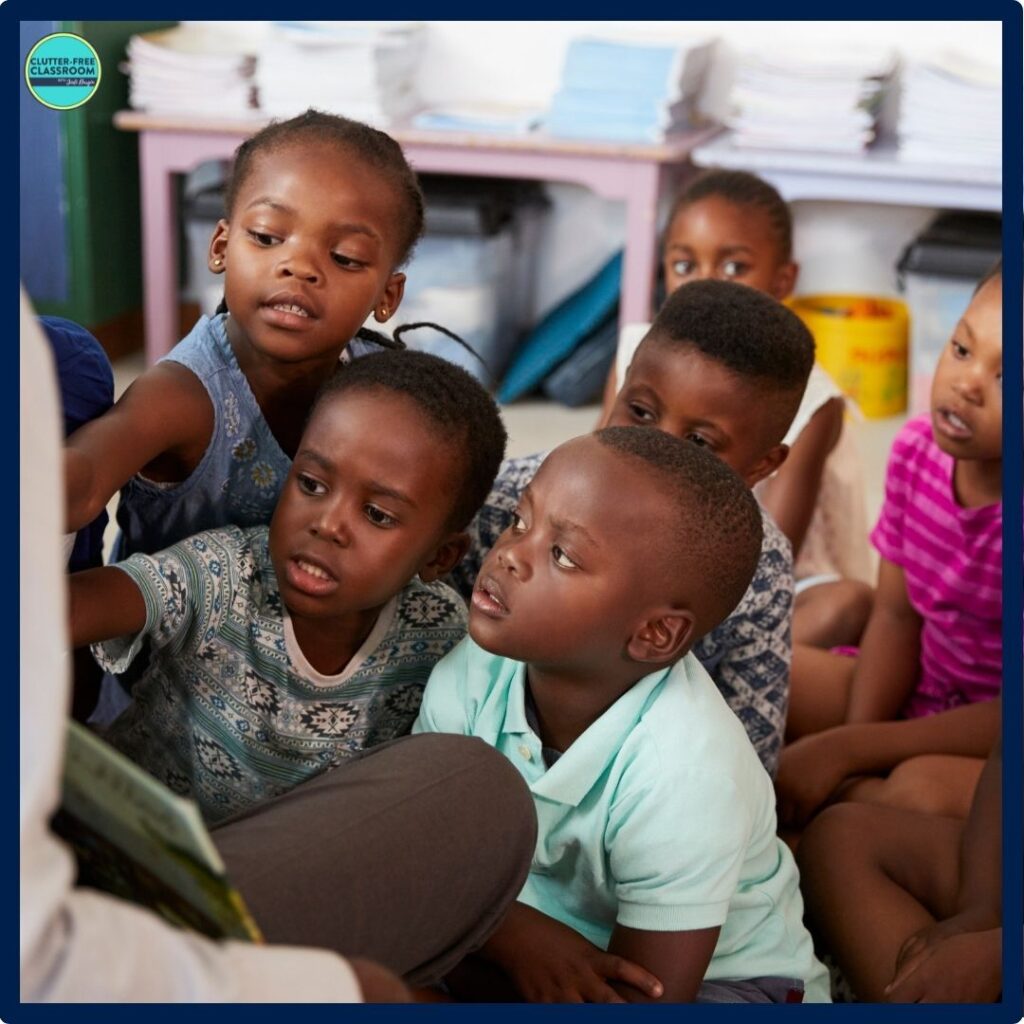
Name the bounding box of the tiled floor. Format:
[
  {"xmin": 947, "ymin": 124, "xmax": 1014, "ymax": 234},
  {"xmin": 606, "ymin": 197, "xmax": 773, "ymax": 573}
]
[{"xmin": 110, "ymin": 352, "xmax": 904, "ymax": 557}]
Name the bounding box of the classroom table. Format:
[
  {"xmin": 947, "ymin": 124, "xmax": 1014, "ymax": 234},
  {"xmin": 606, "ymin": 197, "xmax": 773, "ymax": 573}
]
[{"xmin": 113, "ymin": 110, "xmax": 721, "ymax": 364}]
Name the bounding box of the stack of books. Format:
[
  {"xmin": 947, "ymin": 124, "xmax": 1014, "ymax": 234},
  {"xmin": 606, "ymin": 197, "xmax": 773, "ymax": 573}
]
[
  {"xmin": 897, "ymin": 50, "xmax": 1000, "ymax": 168},
  {"xmin": 727, "ymin": 44, "xmax": 897, "ymax": 154},
  {"xmin": 542, "ymin": 35, "xmax": 715, "ymax": 144},
  {"xmin": 255, "ymin": 21, "xmax": 424, "ymax": 126},
  {"xmin": 124, "ymin": 25, "xmax": 258, "ymax": 116},
  {"xmin": 412, "ymin": 103, "xmax": 543, "ymax": 136}
]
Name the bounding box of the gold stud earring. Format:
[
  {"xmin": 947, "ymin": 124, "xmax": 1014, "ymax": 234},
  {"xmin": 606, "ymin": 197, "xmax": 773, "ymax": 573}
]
[
  {"xmin": 212, "ymin": 257, "xmax": 223, "ymax": 268},
  {"xmin": 380, "ymin": 306, "xmax": 389, "ymax": 319}
]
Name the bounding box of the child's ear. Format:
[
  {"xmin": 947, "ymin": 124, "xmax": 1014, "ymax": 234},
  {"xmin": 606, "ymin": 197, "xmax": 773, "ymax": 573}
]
[
  {"xmin": 772, "ymin": 261, "xmax": 798, "ymax": 301},
  {"xmin": 743, "ymin": 443, "xmax": 788, "ymax": 488},
  {"xmin": 627, "ymin": 608, "xmax": 696, "ymax": 664},
  {"xmin": 418, "ymin": 531, "xmax": 471, "ymax": 583},
  {"xmin": 208, "ymin": 220, "xmax": 230, "ymax": 274},
  {"xmin": 374, "ymin": 272, "xmax": 406, "ymax": 323}
]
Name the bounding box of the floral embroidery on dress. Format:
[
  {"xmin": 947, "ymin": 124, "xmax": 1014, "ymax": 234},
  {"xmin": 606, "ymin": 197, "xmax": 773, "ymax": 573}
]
[
  {"xmin": 222, "ymin": 392, "xmax": 240, "ymax": 437},
  {"xmin": 232, "ymin": 437, "xmax": 257, "ymax": 462},
  {"xmin": 251, "ymin": 462, "xmax": 278, "ymax": 489}
]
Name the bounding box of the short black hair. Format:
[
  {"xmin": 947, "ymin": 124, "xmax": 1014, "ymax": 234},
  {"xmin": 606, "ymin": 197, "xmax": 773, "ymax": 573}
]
[
  {"xmin": 594, "ymin": 426, "xmax": 763, "ymax": 636},
  {"xmin": 641, "ymin": 279, "xmax": 815, "ymax": 443},
  {"xmin": 670, "ymin": 168, "xmax": 793, "ymax": 262},
  {"xmin": 225, "ymin": 108, "xmax": 424, "ymax": 267},
  {"xmin": 312, "ymin": 350, "xmax": 507, "ymax": 531}
]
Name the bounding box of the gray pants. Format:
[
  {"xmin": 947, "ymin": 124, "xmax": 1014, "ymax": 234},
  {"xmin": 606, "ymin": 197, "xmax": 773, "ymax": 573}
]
[{"xmin": 212, "ymin": 733, "xmax": 537, "ymax": 986}]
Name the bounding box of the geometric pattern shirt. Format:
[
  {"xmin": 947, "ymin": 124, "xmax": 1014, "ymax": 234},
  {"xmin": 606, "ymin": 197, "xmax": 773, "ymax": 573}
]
[
  {"xmin": 447, "ymin": 452, "xmax": 793, "ymax": 777},
  {"xmin": 96, "ymin": 524, "xmax": 467, "ymax": 824}
]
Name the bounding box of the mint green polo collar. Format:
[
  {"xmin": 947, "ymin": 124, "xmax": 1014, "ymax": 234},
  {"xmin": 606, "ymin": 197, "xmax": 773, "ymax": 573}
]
[{"xmin": 502, "ymin": 660, "xmax": 674, "ymax": 808}]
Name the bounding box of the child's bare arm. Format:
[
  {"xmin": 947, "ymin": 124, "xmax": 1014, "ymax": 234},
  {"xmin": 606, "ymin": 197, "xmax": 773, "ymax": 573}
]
[
  {"xmin": 777, "ymin": 698, "xmax": 999, "ymax": 827},
  {"xmin": 64, "ymin": 363, "xmax": 213, "ymax": 533},
  {"xmin": 606, "ymin": 924, "xmax": 719, "ymax": 1002},
  {"xmin": 68, "ymin": 567, "xmax": 147, "ymax": 649},
  {"xmin": 956, "ymin": 729, "xmax": 1001, "ymax": 921},
  {"xmin": 884, "ymin": 732, "xmax": 1003, "ymax": 1002},
  {"xmin": 475, "ymin": 902, "xmax": 663, "ymax": 1003},
  {"xmin": 758, "ymin": 397, "xmax": 844, "ymax": 557},
  {"xmin": 844, "ymin": 556, "xmax": 922, "ymax": 724}
]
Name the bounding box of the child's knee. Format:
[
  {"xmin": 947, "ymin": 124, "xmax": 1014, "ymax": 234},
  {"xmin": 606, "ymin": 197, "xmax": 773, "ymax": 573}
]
[
  {"xmin": 874, "ymin": 756, "xmax": 963, "ymax": 816},
  {"xmin": 798, "ymin": 803, "xmax": 877, "ymax": 886}
]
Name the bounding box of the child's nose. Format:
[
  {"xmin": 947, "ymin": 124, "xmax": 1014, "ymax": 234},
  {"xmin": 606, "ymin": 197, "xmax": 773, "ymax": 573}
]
[
  {"xmin": 310, "ymin": 501, "xmax": 351, "ymax": 546},
  {"xmin": 953, "ymin": 366, "xmax": 985, "ymax": 404},
  {"xmin": 496, "ymin": 541, "xmax": 530, "ymax": 579},
  {"xmin": 280, "ymin": 246, "xmax": 322, "ymax": 285}
]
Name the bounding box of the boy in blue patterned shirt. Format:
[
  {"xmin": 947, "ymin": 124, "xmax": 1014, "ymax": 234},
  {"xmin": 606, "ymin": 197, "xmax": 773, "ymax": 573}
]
[
  {"xmin": 449, "ymin": 280, "xmax": 814, "ymax": 776},
  {"xmin": 68, "ymin": 351, "xmax": 507, "ymax": 824}
]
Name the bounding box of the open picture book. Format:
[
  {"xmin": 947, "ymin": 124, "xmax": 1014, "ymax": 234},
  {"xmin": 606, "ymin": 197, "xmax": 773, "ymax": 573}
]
[{"xmin": 54, "ymin": 720, "xmax": 262, "ymax": 942}]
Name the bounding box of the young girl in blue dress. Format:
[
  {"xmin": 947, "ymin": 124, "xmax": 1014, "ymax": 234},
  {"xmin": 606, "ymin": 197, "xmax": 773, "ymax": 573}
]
[{"xmin": 64, "ymin": 109, "xmax": 424, "ymax": 559}]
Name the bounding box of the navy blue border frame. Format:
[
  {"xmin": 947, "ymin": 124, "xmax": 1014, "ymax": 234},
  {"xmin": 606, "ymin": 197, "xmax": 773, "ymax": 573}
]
[{"xmin": 6, "ymin": 4, "xmax": 1022, "ymax": 1021}]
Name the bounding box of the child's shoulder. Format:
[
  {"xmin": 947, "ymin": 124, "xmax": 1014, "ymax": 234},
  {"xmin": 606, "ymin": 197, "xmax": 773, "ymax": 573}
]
[
  {"xmin": 633, "ymin": 655, "xmax": 765, "ymax": 777},
  {"xmin": 889, "ymin": 414, "xmax": 943, "ymax": 471},
  {"xmin": 161, "ymin": 313, "xmax": 232, "ymax": 375}
]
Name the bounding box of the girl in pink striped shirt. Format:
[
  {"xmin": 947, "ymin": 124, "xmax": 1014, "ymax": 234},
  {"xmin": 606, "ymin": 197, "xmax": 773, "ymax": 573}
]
[{"xmin": 777, "ymin": 264, "xmax": 1003, "ymax": 826}]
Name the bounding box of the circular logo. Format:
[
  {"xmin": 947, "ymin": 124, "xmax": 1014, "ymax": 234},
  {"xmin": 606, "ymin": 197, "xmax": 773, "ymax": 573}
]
[{"xmin": 25, "ymin": 33, "xmax": 101, "ymax": 110}]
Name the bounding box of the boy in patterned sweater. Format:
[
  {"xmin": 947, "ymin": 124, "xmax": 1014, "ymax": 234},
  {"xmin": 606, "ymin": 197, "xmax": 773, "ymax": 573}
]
[
  {"xmin": 68, "ymin": 351, "xmax": 507, "ymax": 824},
  {"xmin": 450, "ymin": 280, "xmax": 814, "ymax": 776}
]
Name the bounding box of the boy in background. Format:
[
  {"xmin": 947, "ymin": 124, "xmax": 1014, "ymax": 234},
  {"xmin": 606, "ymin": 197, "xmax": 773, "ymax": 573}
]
[{"xmin": 450, "ymin": 280, "xmax": 814, "ymax": 775}]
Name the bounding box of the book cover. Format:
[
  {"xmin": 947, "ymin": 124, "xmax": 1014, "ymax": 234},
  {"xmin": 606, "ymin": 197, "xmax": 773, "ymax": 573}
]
[{"xmin": 54, "ymin": 720, "xmax": 263, "ymax": 943}]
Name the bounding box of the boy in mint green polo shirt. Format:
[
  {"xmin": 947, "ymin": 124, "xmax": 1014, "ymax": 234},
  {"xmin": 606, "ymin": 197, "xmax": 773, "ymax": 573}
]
[{"xmin": 414, "ymin": 427, "xmax": 829, "ymax": 1003}]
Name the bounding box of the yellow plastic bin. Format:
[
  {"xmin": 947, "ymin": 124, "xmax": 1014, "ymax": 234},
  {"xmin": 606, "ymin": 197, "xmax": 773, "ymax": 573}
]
[{"xmin": 789, "ymin": 295, "xmax": 909, "ymax": 419}]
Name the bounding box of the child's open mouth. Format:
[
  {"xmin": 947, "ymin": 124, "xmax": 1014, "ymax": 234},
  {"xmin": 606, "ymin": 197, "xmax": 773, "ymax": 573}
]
[
  {"xmin": 935, "ymin": 406, "xmax": 973, "ymax": 442},
  {"xmin": 472, "ymin": 576, "xmax": 509, "ymax": 617},
  {"xmin": 261, "ymin": 293, "xmax": 318, "ymax": 328},
  {"xmin": 286, "ymin": 555, "xmax": 339, "ymax": 597}
]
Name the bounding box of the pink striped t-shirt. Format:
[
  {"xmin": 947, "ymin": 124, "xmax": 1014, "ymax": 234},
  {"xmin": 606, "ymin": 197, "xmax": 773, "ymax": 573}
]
[{"xmin": 870, "ymin": 414, "xmax": 1002, "ymax": 718}]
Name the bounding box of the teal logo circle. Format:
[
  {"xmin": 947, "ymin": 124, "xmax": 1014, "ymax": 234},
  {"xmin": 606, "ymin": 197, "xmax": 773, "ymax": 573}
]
[{"xmin": 25, "ymin": 33, "xmax": 101, "ymax": 110}]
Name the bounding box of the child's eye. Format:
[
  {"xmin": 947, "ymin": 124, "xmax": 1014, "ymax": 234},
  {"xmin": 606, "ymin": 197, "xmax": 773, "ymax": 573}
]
[
  {"xmin": 671, "ymin": 259, "xmax": 695, "ymax": 277},
  {"xmin": 685, "ymin": 432, "xmax": 711, "ymax": 449},
  {"xmin": 628, "ymin": 401, "xmax": 656, "ymax": 424},
  {"xmin": 331, "ymin": 252, "xmax": 364, "ymax": 269},
  {"xmin": 722, "ymin": 260, "xmax": 749, "ymax": 278},
  {"xmin": 365, "ymin": 504, "xmax": 398, "ymax": 529},
  {"xmin": 297, "ymin": 473, "xmax": 326, "ymax": 496},
  {"xmin": 952, "ymin": 340, "xmax": 969, "ymax": 358},
  {"xmin": 552, "ymin": 545, "xmax": 578, "ymax": 570},
  {"xmin": 511, "ymin": 512, "xmax": 527, "ymax": 533},
  {"xmin": 247, "ymin": 229, "xmax": 280, "ymax": 247}
]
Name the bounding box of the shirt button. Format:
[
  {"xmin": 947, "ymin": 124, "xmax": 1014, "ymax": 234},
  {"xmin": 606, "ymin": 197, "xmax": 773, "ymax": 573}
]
[{"xmin": 518, "ymin": 744, "xmax": 533, "ymax": 761}]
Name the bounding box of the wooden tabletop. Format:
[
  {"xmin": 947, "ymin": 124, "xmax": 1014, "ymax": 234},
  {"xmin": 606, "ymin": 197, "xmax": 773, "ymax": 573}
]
[{"xmin": 113, "ymin": 109, "xmax": 722, "ymax": 163}]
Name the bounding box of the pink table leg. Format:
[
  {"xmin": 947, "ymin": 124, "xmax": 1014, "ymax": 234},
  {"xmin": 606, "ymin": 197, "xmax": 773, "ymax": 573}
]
[
  {"xmin": 139, "ymin": 132, "xmax": 180, "ymax": 364},
  {"xmin": 137, "ymin": 130, "xmax": 249, "ymax": 363},
  {"xmin": 619, "ymin": 162, "xmax": 662, "ymax": 327}
]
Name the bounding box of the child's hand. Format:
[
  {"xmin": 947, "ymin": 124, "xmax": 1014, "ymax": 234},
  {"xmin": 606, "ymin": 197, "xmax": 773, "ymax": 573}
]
[
  {"xmin": 894, "ymin": 910, "xmax": 1000, "ymax": 976},
  {"xmin": 775, "ymin": 729, "xmax": 854, "ymax": 827},
  {"xmin": 491, "ymin": 905, "xmax": 663, "ymax": 1003},
  {"xmin": 884, "ymin": 927, "xmax": 1001, "ymax": 1003}
]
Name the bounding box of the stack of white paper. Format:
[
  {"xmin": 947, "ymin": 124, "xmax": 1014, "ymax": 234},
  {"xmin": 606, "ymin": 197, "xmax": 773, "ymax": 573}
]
[
  {"xmin": 728, "ymin": 44, "xmax": 896, "ymax": 154},
  {"xmin": 124, "ymin": 25, "xmax": 258, "ymax": 116},
  {"xmin": 255, "ymin": 21, "xmax": 424, "ymax": 126},
  {"xmin": 543, "ymin": 35, "xmax": 715, "ymax": 144},
  {"xmin": 898, "ymin": 50, "xmax": 1000, "ymax": 168}
]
